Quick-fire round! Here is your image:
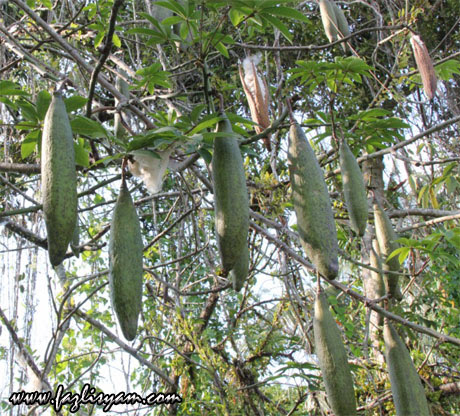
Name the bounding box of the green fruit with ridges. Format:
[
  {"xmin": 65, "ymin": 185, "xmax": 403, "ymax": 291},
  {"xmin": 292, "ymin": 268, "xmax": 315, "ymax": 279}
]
[
  {"xmin": 212, "ymin": 113, "xmax": 249, "ymax": 273},
  {"xmin": 384, "ymin": 320, "xmax": 430, "ymax": 416},
  {"xmin": 41, "ymin": 91, "xmax": 78, "ymax": 267},
  {"xmin": 288, "ymin": 121, "xmax": 338, "ymax": 279},
  {"xmin": 331, "ymin": 1, "xmax": 350, "ymax": 51},
  {"xmin": 114, "ymin": 74, "xmax": 130, "ymax": 140},
  {"xmin": 373, "ymin": 201, "xmax": 403, "ymax": 300},
  {"xmin": 231, "ymin": 243, "xmax": 249, "ymax": 292},
  {"xmin": 339, "ymin": 140, "xmax": 368, "ymax": 236},
  {"xmin": 70, "ymin": 217, "xmax": 80, "ymax": 258},
  {"xmin": 368, "ymin": 238, "xmax": 385, "ymax": 325},
  {"xmin": 314, "ymin": 292, "xmax": 357, "ymax": 415},
  {"xmin": 109, "ymin": 180, "xmax": 143, "ymax": 341}
]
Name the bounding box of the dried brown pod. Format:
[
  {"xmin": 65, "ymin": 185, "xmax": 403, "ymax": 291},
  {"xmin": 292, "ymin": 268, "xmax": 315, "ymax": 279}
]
[
  {"xmin": 410, "ymin": 34, "xmax": 438, "ymax": 100},
  {"xmin": 239, "ymin": 54, "xmax": 271, "ymax": 151}
]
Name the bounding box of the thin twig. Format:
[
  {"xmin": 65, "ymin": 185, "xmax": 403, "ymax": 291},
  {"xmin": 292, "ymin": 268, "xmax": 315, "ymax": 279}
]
[
  {"xmin": 250, "ymin": 221, "xmax": 460, "ymax": 347},
  {"xmin": 74, "ymin": 310, "xmax": 176, "ymax": 388}
]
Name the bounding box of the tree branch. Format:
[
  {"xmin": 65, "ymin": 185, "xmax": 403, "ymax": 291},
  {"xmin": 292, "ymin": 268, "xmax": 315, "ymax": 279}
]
[
  {"xmin": 74, "ymin": 310, "xmax": 176, "ymax": 388},
  {"xmin": 235, "ymin": 25, "xmax": 408, "ymax": 51},
  {"xmin": 85, "ymin": 0, "xmax": 124, "ymax": 118},
  {"xmin": 250, "ymin": 221, "xmax": 460, "ymax": 347},
  {"xmin": 398, "ymin": 212, "xmax": 460, "ymax": 233},
  {"xmin": 9, "ymin": 0, "xmax": 154, "ymax": 129},
  {"xmin": 358, "ymin": 115, "xmax": 460, "ymax": 163},
  {"xmin": 1, "ymin": 220, "xmax": 47, "ymax": 249},
  {"xmin": 0, "ymin": 163, "xmax": 40, "ymax": 174},
  {"xmin": 0, "ymin": 307, "xmax": 54, "ymax": 393},
  {"xmin": 390, "ymin": 208, "xmax": 460, "ymax": 219}
]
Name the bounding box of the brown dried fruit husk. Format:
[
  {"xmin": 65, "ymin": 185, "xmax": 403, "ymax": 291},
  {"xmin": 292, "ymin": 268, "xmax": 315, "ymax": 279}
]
[
  {"xmin": 410, "ymin": 34, "xmax": 437, "ymax": 100},
  {"xmin": 239, "ymin": 57, "xmax": 271, "ymax": 151}
]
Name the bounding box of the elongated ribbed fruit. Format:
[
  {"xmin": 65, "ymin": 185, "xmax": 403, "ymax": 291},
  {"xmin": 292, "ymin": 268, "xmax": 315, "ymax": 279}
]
[
  {"xmin": 373, "ymin": 201, "xmax": 403, "ymax": 300},
  {"xmin": 114, "ymin": 75, "xmax": 130, "ymax": 140},
  {"xmin": 314, "ymin": 292, "xmax": 357, "ymax": 415},
  {"xmin": 212, "ymin": 113, "xmax": 249, "ymax": 273},
  {"xmin": 339, "ymin": 140, "xmax": 368, "ymax": 236},
  {"xmin": 368, "ymin": 238, "xmax": 385, "ymax": 326},
  {"xmin": 109, "ymin": 180, "xmax": 143, "ymax": 341},
  {"xmin": 288, "ymin": 121, "xmax": 338, "ymax": 279},
  {"xmin": 70, "ymin": 217, "xmax": 80, "ymax": 258},
  {"xmin": 331, "ymin": 1, "xmax": 350, "ymax": 51},
  {"xmin": 41, "ymin": 91, "xmax": 78, "ymax": 267},
  {"xmin": 384, "ymin": 320, "xmax": 430, "ymax": 416},
  {"xmin": 231, "ymin": 243, "xmax": 249, "ymax": 292},
  {"xmin": 410, "ymin": 34, "xmax": 437, "ymax": 100},
  {"xmin": 319, "ymin": 0, "xmax": 338, "ymax": 43}
]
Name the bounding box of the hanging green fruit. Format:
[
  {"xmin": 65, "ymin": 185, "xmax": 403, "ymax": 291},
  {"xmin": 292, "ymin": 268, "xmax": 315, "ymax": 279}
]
[
  {"xmin": 384, "ymin": 319, "xmax": 430, "ymax": 416},
  {"xmin": 212, "ymin": 112, "xmax": 249, "ymax": 286},
  {"xmin": 314, "ymin": 292, "xmax": 357, "ymax": 415},
  {"xmin": 339, "ymin": 139, "xmax": 368, "ymax": 236},
  {"xmin": 41, "ymin": 91, "xmax": 78, "ymax": 267},
  {"xmin": 109, "ymin": 179, "xmax": 144, "ymax": 341},
  {"xmin": 288, "ymin": 120, "xmax": 338, "ymax": 279}
]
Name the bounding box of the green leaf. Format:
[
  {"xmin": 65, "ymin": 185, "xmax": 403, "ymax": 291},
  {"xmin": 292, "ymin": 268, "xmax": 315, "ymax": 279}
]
[
  {"xmin": 155, "ymin": 0, "xmax": 186, "ymax": 17},
  {"xmin": 197, "ymin": 147, "xmax": 212, "ymax": 164},
  {"xmin": 21, "ymin": 131, "xmax": 39, "ymax": 159},
  {"xmin": 94, "ymin": 31, "xmax": 105, "ymax": 49},
  {"xmin": 190, "ymin": 105, "xmax": 206, "ymax": 123},
  {"xmin": 0, "ymin": 81, "xmax": 23, "ymax": 95},
  {"xmin": 229, "ymin": 8, "xmax": 245, "ymax": 26},
  {"xmin": 435, "ymin": 59, "xmax": 460, "ymax": 81},
  {"xmin": 74, "ymin": 138, "xmax": 90, "ymax": 167},
  {"xmin": 263, "ymin": 6, "xmax": 309, "ymax": 23},
  {"xmin": 349, "ymin": 108, "xmax": 390, "ymax": 121},
  {"xmin": 92, "ymin": 153, "xmax": 123, "ymax": 166},
  {"xmin": 162, "ymin": 16, "xmax": 183, "ymax": 25},
  {"xmin": 39, "ymin": 0, "xmax": 52, "ymax": 9},
  {"xmin": 226, "ymin": 112, "xmax": 257, "ymax": 126},
  {"xmin": 36, "ymin": 90, "xmax": 51, "ymax": 120},
  {"xmin": 112, "ymin": 33, "xmax": 121, "ymax": 48},
  {"xmin": 70, "ymin": 116, "xmax": 107, "ymax": 138},
  {"xmin": 18, "ymin": 100, "xmax": 38, "ymax": 122},
  {"xmin": 65, "ymin": 96, "xmax": 88, "ymax": 113},
  {"xmin": 189, "ymin": 117, "xmax": 220, "ymax": 135},
  {"xmin": 179, "ymin": 22, "xmax": 189, "ymax": 40},
  {"xmin": 215, "ymin": 42, "xmax": 229, "ymax": 58},
  {"xmin": 15, "ymin": 121, "xmax": 37, "ymax": 131},
  {"xmin": 260, "ymin": 13, "xmax": 292, "ymax": 43},
  {"xmin": 127, "ymin": 27, "xmax": 164, "ymax": 37},
  {"xmin": 387, "ymin": 247, "xmax": 410, "ymax": 264},
  {"xmin": 139, "ymin": 11, "xmax": 164, "ymax": 28}
]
